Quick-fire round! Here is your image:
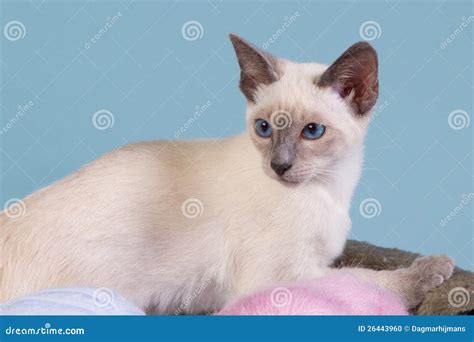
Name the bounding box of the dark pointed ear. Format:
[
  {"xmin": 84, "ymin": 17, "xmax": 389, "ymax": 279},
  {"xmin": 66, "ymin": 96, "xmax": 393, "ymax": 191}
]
[
  {"xmin": 229, "ymin": 33, "xmax": 281, "ymax": 103},
  {"xmin": 318, "ymin": 42, "xmax": 378, "ymax": 115}
]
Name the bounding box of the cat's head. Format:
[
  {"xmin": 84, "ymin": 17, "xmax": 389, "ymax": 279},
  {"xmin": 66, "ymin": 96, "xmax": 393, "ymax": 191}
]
[{"xmin": 230, "ymin": 34, "xmax": 378, "ymax": 185}]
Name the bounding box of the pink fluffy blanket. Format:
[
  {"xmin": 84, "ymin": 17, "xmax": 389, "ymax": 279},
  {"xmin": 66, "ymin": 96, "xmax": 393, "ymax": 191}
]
[{"xmin": 218, "ymin": 271, "xmax": 408, "ymax": 315}]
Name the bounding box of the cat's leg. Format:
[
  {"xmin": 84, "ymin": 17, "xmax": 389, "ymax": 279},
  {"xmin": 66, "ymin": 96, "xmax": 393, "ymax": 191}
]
[{"xmin": 334, "ymin": 255, "xmax": 454, "ymax": 308}]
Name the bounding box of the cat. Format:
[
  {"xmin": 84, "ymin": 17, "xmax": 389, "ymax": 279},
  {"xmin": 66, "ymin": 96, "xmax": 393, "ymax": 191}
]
[{"xmin": 0, "ymin": 34, "xmax": 453, "ymax": 314}]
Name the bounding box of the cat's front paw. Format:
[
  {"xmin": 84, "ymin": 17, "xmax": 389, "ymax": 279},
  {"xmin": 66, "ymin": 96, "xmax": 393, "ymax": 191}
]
[{"xmin": 400, "ymin": 255, "xmax": 454, "ymax": 307}]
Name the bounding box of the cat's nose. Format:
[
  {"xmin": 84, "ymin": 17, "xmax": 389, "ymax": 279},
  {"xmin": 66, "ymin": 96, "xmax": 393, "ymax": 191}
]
[{"xmin": 270, "ymin": 162, "xmax": 292, "ymax": 176}]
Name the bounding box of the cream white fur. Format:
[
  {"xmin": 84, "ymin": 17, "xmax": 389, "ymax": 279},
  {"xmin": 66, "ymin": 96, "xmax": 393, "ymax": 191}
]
[{"xmin": 0, "ymin": 59, "xmax": 366, "ymax": 314}]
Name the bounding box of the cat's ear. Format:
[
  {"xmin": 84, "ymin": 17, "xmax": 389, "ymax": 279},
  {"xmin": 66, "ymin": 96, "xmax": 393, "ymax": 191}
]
[
  {"xmin": 229, "ymin": 33, "xmax": 281, "ymax": 103},
  {"xmin": 318, "ymin": 42, "xmax": 378, "ymax": 115}
]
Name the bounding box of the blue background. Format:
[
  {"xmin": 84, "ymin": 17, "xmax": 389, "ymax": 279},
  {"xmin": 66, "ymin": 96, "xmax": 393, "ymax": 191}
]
[{"xmin": 0, "ymin": 0, "xmax": 472, "ymax": 270}]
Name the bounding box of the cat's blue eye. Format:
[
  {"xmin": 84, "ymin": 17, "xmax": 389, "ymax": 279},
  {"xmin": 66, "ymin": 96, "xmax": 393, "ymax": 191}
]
[
  {"xmin": 302, "ymin": 123, "xmax": 326, "ymax": 140},
  {"xmin": 255, "ymin": 119, "xmax": 273, "ymax": 138}
]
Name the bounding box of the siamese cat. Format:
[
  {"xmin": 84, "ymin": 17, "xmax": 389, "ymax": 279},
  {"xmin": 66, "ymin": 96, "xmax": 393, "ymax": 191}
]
[{"xmin": 0, "ymin": 34, "xmax": 453, "ymax": 314}]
